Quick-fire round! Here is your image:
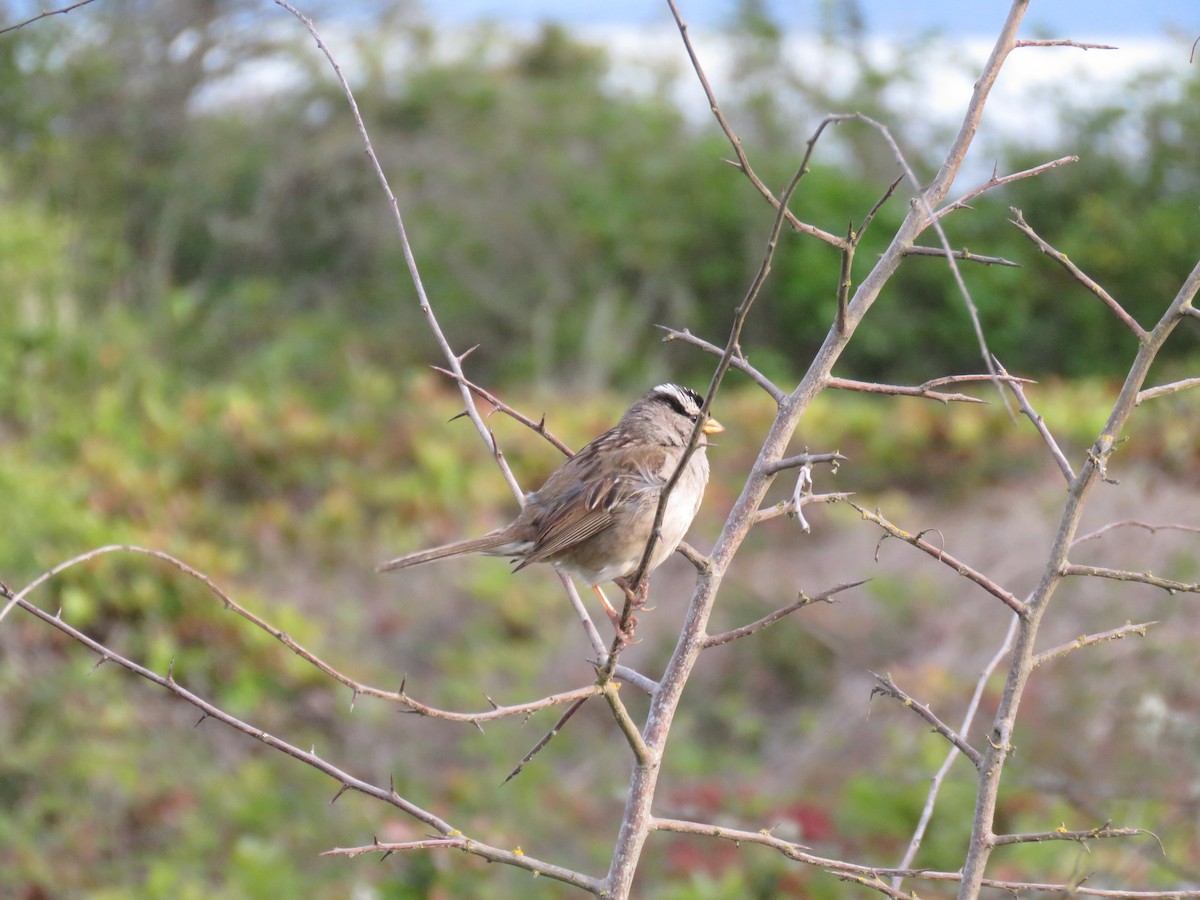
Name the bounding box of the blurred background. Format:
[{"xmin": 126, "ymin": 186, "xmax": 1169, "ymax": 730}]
[{"xmin": 1, "ymin": 0, "xmax": 1198, "ymax": 897}]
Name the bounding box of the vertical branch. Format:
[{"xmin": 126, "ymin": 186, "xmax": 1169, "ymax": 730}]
[
  {"xmin": 623, "ymin": 154, "xmax": 812, "ymax": 604},
  {"xmin": 271, "ymin": 1, "xmax": 521, "ymax": 499},
  {"xmin": 601, "ymin": 3, "xmax": 1034, "ymax": 896},
  {"xmin": 956, "ymin": 259, "xmax": 1200, "ymax": 899}
]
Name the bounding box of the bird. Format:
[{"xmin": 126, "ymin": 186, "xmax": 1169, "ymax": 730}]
[{"xmin": 377, "ymin": 383, "xmax": 723, "ymax": 621}]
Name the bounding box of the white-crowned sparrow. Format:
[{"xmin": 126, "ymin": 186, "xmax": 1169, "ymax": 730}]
[{"xmin": 378, "ymin": 384, "xmax": 723, "ymax": 619}]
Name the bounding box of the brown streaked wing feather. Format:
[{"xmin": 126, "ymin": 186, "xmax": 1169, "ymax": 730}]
[
  {"xmin": 514, "ymin": 443, "xmax": 670, "ymax": 569},
  {"xmin": 514, "ymin": 505, "xmax": 614, "ymax": 569}
]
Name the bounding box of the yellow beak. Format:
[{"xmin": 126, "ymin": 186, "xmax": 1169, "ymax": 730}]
[{"xmin": 702, "ymin": 416, "xmax": 725, "ymax": 435}]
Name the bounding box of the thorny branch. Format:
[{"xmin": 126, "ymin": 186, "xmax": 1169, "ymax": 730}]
[
  {"xmin": 1011, "ymin": 208, "xmax": 1146, "ymax": 338},
  {"xmin": 936, "ymin": 155, "xmax": 1079, "ymax": 220},
  {"xmin": 503, "ymin": 696, "xmax": 591, "ymax": 785},
  {"xmin": 870, "ymin": 672, "xmax": 983, "ymax": 768},
  {"xmin": 751, "ymin": 491, "xmax": 853, "ymax": 525},
  {"xmin": 431, "ymin": 365, "xmax": 574, "ymax": 456},
  {"xmin": 0, "ymin": 0, "xmax": 99, "ymax": 35},
  {"xmin": 663, "ymin": 0, "xmax": 847, "ymax": 250},
  {"xmin": 958, "ymin": 247, "xmax": 1200, "ymax": 899},
  {"xmin": 7, "ymin": 1, "xmax": 1199, "ymax": 898},
  {"xmin": 9, "ymin": 545, "xmax": 609, "ymax": 723},
  {"xmin": 990, "ymin": 824, "xmax": 1150, "ymax": 846},
  {"xmin": 1014, "ymin": 39, "xmax": 1119, "ymax": 50},
  {"xmin": 1073, "ymin": 520, "xmax": 1200, "ymax": 545},
  {"xmin": 828, "ymin": 372, "xmax": 1032, "ymax": 404},
  {"xmin": 993, "ymin": 355, "xmax": 1076, "ymax": 482},
  {"xmin": 650, "ymin": 817, "xmax": 1188, "ymax": 897},
  {"xmin": 597, "ymin": 1, "xmax": 1050, "ymax": 895},
  {"xmin": 622, "ymin": 149, "xmax": 814, "ymax": 619},
  {"xmin": 269, "ymin": 3, "xmax": 524, "ymax": 500},
  {"xmin": 1061, "ymin": 564, "xmax": 1200, "ymax": 594},
  {"xmin": 320, "ymin": 834, "xmax": 599, "ymax": 889},
  {"xmin": 1136, "ymin": 376, "xmax": 1200, "ymax": 405},
  {"xmin": 891, "ymin": 614, "xmax": 1019, "ymax": 892},
  {"xmin": 3, "ymin": 587, "xmax": 601, "ymax": 893},
  {"xmin": 904, "ymin": 244, "xmax": 1020, "ymax": 266},
  {"xmin": 848, "ymin": 501, "xmax": 1028, "ymax": 615},
  {"xmin": 702, "ymin": 580, "xmax": 865, "ymax": 649},
  {"xmin": 1032, "ymin": 621, "xmax": 1158, "ymax": 669}
]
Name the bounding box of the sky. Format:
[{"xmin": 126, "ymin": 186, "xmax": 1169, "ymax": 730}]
[
  {"xmin": 430, "ymin": 0, "xmax": 1194, "ymax": 40},
  {"xmin": 410, "ymin": 0, "xmax": 1192, "ymax": 187}
]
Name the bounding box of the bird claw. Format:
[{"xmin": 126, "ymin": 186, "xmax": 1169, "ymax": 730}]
[{"xmin": 612, "ymin": 615, "xmax": 640, "ymax": 650}]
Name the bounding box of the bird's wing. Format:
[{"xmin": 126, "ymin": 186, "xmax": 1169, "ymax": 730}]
[{"xmin": 514, "ymin": 443, "xmax": 668, "ymax": 569}]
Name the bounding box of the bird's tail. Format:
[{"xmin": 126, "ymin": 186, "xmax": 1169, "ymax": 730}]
[{"xmin": 376, "ymin": 532, "xmax": 516, "ymax": 573}]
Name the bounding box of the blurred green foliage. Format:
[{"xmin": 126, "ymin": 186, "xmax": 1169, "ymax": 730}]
[
  {"xmin": 1, "ymin": 0, "xmax": 1197, "ymax": 395},
  {"xmin": 2, "ymin": 0, "xmax": 1199, "ymax": 897}
]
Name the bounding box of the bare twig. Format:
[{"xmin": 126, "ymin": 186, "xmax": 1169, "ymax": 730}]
[
  {"xmin": 673, "ymin": 540, "xmax": 709, "ymax": 573},
  {"xmin": 555, "ymin": 572, "xmax": 657, "ymax": 695},
  {"xmin": 836, "ymin": 176, "xmax": 904, "ymax": 332},
  {"xmin": 1073, "ymin": 520, "xmax": 1200, "ymax": 546},
  {"xmin": 0, "ymin": 0, "xmax": 99, "ymax": 35},
  {"xmin": 702, "ymin": 581, "xmax": 865, "ymax": 649},
  {"xmin": 558, "ymin": 571, "xmax": 610, "ymax": 659},
  {"xmin": 323, "ymin": 837, "xmax": 462, "ymax": 857},
  {"xmin": 1032, "ymin": 620, "xmax": 1158, "ymax": 669},
  {"xmin": 321, "ymin": 836, "xmax": 600, "ymax": 891},
  {"xmin": 858, "ymin": 175, "xmax": 904, "ymax": 240},
  {"xmin": 993, "ymin": 356, "xmax": 1076, "ymax": 482},
  {"xmin": 840, "ymin": 110, "xmax": 1014, "ymax": 401},
  {"xmin": 664, "ymin": 0, "xmax": 847, "ymax": 249},
  {"xmin": 623, "ymin": 147, "xmax": 815, "ymax": 618},
  {"xmin": 1136, "ymin": 376, "xmax": 1200, "ymax": 405},
  {"xmin": 892, "ymin": 614, "xmax": 1019, "ymax": 891},
  {"xmin": 1014, "ymin": 40, "xmax": 1119, "ymax": 50},
  {"xmin": 752, "ymin": 491, "xmax": 853, "ymax": 526},
  {"xmin": 762, "ymin": 452, "xmax": 845, "ymax": 476},
  {"xmin": 991, "ymin": 823, "xmax": 1147, "ymax": 846},
  {"xmin": 272, "ymin": 1, "xmax": 520, "ymax": 500},
  {"xmin": 600, "ymin": 682, "xmax": 653, "ymax": 764},
  {"xmin": 1011, "ymin": 208, "xmax": 1146, "ymax": 338},
  {"xmin": 2, "ymin": 545, "xmax": 603, "ymax": 723},
  {"xmin": 601, "ymin": 3, "xmax": 1042, "ymax": 894},
  {"xmin": 904, "ymin": 245, "xmax": 1020, "ymax": 267},
  {"xmin": 920, "ymin": 373, "xmax": 1035, "ymax": 390},
  {"xmin": 10, "ymin": 593, "xmax": 603, "ymax": 892},
  {"xmin": 959, "ymin": 242, "xmax": 1200, "ymax": 899},
  {"xmin": 657, "ymin": 326, "xmax": 784, "ymax": 402},
  {"xmin": 827, "ymin": 374, "xmax": 1027, "ymax": 404},
  {"xmin": 651, "ymin": 817, "xmax": 1194, "ymax": 896},
  {"xmin": 836, "ymin": 222, "xmax": 854, "ymax": 334},
  {"xmin": 431, "ymin": 366, "xmax": 574, "ymax": 456},
  {"xmin": 503, "ymin": 696, "xmax": 591, "ymax": 785},
  {"xmin": 1061, "ymin": 564, "xmax": 1200, "ymax": 594},
  {"xmin": 848, "ymin": 503, "xmax": 1028, "ymax": 615},
  {"xmin": 870, "ymin": 672, "xmax": 983, "ymax": 769},
  {"xmin": 273, "ymin": 2, "xmax": 653, "ymax": 724},
  {"xmin": 937, "ymin": 155, "xmax": 1079, "ymax": 220},
  {"xmin": 833, "ymin": 872, "xmax": 913, "ymax": 898}
]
